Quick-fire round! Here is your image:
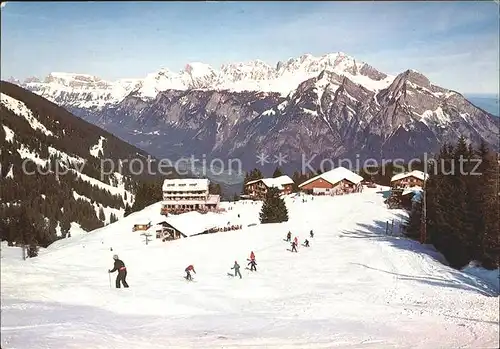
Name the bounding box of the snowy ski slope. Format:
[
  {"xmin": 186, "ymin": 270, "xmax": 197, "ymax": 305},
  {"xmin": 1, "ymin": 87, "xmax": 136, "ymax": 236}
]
[{"xmin": 1, "ymin": 188, "xmax": 499, "ymax": 349}]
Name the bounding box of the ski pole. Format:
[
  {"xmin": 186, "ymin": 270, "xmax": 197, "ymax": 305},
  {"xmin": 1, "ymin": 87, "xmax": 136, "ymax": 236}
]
[{"xmin": 108, "ymin": 272, "xmax": 112, "ymax": 289}]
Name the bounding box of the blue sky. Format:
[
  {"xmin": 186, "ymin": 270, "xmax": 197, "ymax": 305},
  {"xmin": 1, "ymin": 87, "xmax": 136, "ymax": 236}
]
[{"xmin": 1, "ymin": 1, "xmax": 498, "ymax": 94}]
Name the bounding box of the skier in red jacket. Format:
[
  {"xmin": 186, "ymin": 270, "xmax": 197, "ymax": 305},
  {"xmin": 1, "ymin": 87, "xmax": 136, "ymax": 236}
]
[
  {"xmin": 185, "ymin": 265, "xmax": 196, "ymax": 280},
  {"xmin": 294, "ymin": 236, "xmax": 298, "ymax": 245},
  {"xmin": 250, "ymin": 251, "xmax": 255, "ymax": 261}
]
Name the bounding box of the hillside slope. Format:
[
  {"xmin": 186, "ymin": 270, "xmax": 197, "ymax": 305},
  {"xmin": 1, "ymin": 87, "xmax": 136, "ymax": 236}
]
[
  {"xmin": 1, "ymin": 189, "xmax": 498, "ymax": 348},
  {"xmin": 0, "ymin": 81, "xmax": 177, "ymax": 245}
]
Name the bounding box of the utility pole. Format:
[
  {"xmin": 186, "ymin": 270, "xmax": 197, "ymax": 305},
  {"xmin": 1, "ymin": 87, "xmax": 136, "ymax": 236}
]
[
  {"xmin": 420, "ymin": 167, "xmax": 428, "ymax": 244},
  {"xmin": 141, "ymin": 232, "xmax": 152, "ymax": 245}
]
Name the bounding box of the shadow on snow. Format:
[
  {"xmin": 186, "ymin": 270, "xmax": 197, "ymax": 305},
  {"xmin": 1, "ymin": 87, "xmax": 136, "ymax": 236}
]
[{"xmin": 339, "ymin": 219, "xmax": 499, "ymax": 298}]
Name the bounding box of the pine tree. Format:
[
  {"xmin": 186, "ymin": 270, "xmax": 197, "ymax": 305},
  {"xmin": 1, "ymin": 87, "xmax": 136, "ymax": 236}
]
[
  {"xmin": 60, "ymin": 215, "xmax": 71, "ymax": 238},
  {"xmin": 291, "ymin": 171, "xmax": 302, "ymax": 192},
  {"xmin": 476, "ymin": 141, "xmax": 500, "ymax": 268},
  {"xmin": 405, "ymin": 200, "xmax": 422, "ymax": 240},
  {"xmin": 209, "ymin": 183, "xmax": 222, "ymax": 195},
  {"xmin": 110, "ymin": 213, "xmax": 118, "ymax": 224},
  {"xmin": 130, "ymin": 180, "xmax": 163, "ymax": 213},
  {"xmin": 98, "ymin": 206, "xmax": 106, "ymax": 222},
  {"xmin": 272, "ymin": 167, "xmax": 283, "ymax": 178},
  {"xmin": 124, "ymin": 204, "xmax": 132, "ymax": 217},
  {"xmin": 27, "ymin": 244, "xmax": 39, "ymax": 258},
  {"xmin": 259, "ymin": 187, "xmax": 289, "ymax": 224},
  {"xmin": 409, "ymin": 138, "xmax": 499, "ymax": 269}
]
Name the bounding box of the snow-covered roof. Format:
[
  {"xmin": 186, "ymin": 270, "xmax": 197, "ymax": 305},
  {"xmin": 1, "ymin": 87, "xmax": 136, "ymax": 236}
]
[
  {"xmin": 246, "ymin": 175, "xmax": 294, "ymax": 189},
  {"xmin": 162, "ymin": 178, "xmax": 209, "ymax": 192},
  {"xmin": 151, "ymin": 224, "xmax": 165, "ymax": 231},
  {"xmin": 207, "ymin": 194, "xmax": 221, "ymax": 205},
  {"xmin": 163, "ymin": 211, "xmax": 226, "ymax": 237},
  {"xmin": 298, "ymin": 167, "xmax": 363, "ymax": 188},
  {"xmin": 391, "ymin": 170, "xmax": 429, "ymax": 182},
  {"xmin": 402, "ymin": 186, "xmax": 423, "ymax": 196}
]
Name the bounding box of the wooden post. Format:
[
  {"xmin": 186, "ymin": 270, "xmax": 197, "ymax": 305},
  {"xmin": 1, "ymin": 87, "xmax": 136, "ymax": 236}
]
[
  {"xmin": 385, "ymin": 221, "xmax": 389, "ymax": 235},
  {"xmin": 420, "ymin": 170, "xmax": 428, "ymax": 244},
  {"xmin": 141, "ymin": 232, "xmax": 152, "ymax": 245},
  {"xmin": 391, "ymin": 220, "xmax": 394, "ymax": 236}
]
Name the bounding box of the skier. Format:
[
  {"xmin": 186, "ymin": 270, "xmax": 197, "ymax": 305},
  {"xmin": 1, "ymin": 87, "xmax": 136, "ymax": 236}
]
[
  {"xmin": 108, "ymin": 254, "xmax": 129, "ymax": 288},
  {"xmin": 291, "ymin": 240, "xmax": 298, "ymax": 253},
  {"xmin": 294, "ymin": 236, "xmax": 298, "ymax": 245},
  {"xmin": 231, "ymin": 261, "xmax": 242, "ymax": 279},
  {"xmin": 286, "ymin": 231, "xmax": 291, "ymax": 242},
  {"xmin": 304, "ymin": 239, "xmax": 310, "ymax": 247},
  {"xmin": 248, "ymin": 259, "xmax": 257, "ymax": 271},
  {"xmin": 310, "ymin": 230, "xmax": 314, "ymax": 238},
  {"xmin": 250, "ymin": 251, "xmax": 255, "ymax": 262},
  {"xmin": 185, "ymin": 264, "xmax": 196, "ymax": 281}
]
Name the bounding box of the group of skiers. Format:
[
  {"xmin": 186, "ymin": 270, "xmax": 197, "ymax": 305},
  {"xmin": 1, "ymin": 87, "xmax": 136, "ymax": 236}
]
[
  {"xmin": 286, "ymin": 230, "xmax": 313, "ymax": 252},
  {"xmin": 107, "ymin": 231, "xmax": 314, "ymax": 288},
  {"xmin": 228, "ymin": 251, "xmax": 257, "ymax": 279}
]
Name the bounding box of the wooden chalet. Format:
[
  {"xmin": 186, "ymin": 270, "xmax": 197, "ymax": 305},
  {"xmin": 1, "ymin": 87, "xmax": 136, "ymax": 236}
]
[
  {"xmin": 390, "ymin": 170, "xmax": 428, "ymax": 189},
  {"xmin": 132, "ymin": 222, "xmax": 152, "ymax": 232},
  {"xmin": 245, "ymin": 175, "xmax": 294, "ymax": 200},
  {"xmin": 298, "ymin": 167, "xmax": 363, "ymax": 195}
]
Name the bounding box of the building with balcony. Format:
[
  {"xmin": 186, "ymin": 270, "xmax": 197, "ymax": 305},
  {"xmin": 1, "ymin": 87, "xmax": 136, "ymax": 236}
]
[
  {"xmin": 161, "ymin": 178, "xmax": 220, "ymax": 215},
  {"xmin": 244, "ymin": 175, "xmax": 294, "ymax": 200},
  {"xmin": 298, "ymin": 166, "xmax": 363, "ymax": 195},
  {"xmin": 390, "ymin": 170, "xmax": 429, "ymax": 189}
]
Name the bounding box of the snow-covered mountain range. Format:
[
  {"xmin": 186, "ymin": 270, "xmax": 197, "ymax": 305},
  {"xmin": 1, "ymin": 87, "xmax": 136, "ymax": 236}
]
[
  {"xmin": 12, "ymin": 53, "xmax": 393, "ymax": 108},
  {"xmin": 9, "ymin": 52, "xmax": 499, "ymax": 176}
]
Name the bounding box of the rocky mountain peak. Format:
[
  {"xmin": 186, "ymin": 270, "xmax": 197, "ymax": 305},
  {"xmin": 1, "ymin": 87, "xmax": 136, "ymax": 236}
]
[
  {"xmin": 359, "ymin": 63, "xmax": 388, "ymax": 81},
  {"xmin": 401, "ymin": 69, "xmax": 431, "ymax": 88}
]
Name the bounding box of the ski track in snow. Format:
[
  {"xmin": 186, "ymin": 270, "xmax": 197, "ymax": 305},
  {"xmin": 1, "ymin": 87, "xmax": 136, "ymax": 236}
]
[{"xmin": 1, "ymin": 188, "xmax": 498, "ymax": 349}]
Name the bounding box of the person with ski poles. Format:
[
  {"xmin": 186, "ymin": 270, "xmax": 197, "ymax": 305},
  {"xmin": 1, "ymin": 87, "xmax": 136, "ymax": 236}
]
[
  {"xmin": 108, "ymin": 254, "xmax": 129, "ymax": 288},
  {"xmin": 248, "ymin": 259, "xmax": 257, "ymax": 272},
  {"xmin": 231, "ymin": 261, "xmax": 242, "ymax": 279},
  {"xmin": 291, "ymin": 240, "xmax": 298, "ymax": 253},
  {"xmin": 185, "ymin": 264, "xmax": 196, "ymax": 281}
]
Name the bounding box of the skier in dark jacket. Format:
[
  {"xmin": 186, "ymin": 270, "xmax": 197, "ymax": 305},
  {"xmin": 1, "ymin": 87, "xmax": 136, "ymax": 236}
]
[
  {"xmin": 286, "ymin": 231, "xmax": 292, "ymax": 242},
  {"xmin": 185, "ymin": 265, "xmax": 196, "ymax": 280},
  {"xmin": 231, "ymin": 261, "xmax": 242, "ymax": 279},
  {"xmin": 291, "ymin": 241, "xmax": 298, "ymax": 253},
  {"xmin": 248, "ymin": 259, "xmax": 257, "ymax": 272},
  {"xmin": 108, "ymin": 254, "xmax": 129, "ymax": 288},
  {"xmin": 310, "ymin": 230, "xmax": 314, "ymax": 238},
  {"xmin": 304, "ymin": 239, "xmax": 310, "ymax": 247}
]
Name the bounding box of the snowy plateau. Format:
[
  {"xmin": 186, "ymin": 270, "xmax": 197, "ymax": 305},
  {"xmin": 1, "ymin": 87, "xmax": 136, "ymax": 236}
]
[{"xmin": 1, "ymin": 188, "xmax": 499, "ymax": 349}]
